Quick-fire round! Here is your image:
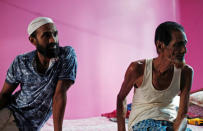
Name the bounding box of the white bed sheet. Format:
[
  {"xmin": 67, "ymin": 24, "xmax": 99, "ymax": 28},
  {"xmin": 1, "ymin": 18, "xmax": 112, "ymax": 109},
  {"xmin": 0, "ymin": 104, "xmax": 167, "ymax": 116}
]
[
  {"xmin": 187, "ymin": 124, "xmax": 203, "ymax": 131},
  {"xmin": 41, "ymin": 117, "xmax": 203, "ymax": 131},
  {"xmin": 42, "ymin": 117, "xmax": 121, "ymax": 131}
]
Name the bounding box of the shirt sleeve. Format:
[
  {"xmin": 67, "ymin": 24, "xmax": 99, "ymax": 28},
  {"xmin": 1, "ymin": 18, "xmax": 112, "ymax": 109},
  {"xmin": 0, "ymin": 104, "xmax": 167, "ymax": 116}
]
[
  {"xmin": 6, "ymin": 56, "xmax": 21, "ymax": 86},
  {"xmin": 58, "ymin": 47, "xmax": 77, "ymax": 82}
]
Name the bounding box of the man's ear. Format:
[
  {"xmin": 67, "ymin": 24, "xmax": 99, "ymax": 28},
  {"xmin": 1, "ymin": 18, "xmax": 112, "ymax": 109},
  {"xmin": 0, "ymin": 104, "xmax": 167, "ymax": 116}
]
[
  {"xmin": 156, "ymin": 40, "xmax": 165, "ymax": 54},
  {"xmin": 29, "ymin": 36, "xmax": 36, "ymax": 46}
]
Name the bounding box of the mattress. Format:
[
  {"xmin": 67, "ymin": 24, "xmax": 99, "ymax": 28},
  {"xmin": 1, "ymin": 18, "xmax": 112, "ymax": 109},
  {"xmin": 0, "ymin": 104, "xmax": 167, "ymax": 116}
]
[{"xmin": 41, "ymin": 117, "xmax": 203, "ymax": 131}]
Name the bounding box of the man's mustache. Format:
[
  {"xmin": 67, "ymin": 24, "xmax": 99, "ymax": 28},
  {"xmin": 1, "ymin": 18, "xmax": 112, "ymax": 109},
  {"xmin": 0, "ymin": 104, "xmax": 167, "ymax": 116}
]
[{"xmin": 47, "ymin": 42, "xmax": 59, "ymax": 49}]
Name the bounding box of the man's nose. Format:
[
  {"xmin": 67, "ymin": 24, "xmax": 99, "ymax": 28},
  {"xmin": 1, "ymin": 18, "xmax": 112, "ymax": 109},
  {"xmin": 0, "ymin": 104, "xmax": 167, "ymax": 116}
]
[{"xmin": 180, "ymin": 46, "xmax": 187, "ymax": 54}]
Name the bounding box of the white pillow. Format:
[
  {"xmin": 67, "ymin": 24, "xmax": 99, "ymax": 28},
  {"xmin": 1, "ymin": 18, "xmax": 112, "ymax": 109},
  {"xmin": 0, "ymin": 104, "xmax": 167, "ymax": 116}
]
[{"xmin": 190, "ymin": 91, "xmax": 203, "ymax": 107}]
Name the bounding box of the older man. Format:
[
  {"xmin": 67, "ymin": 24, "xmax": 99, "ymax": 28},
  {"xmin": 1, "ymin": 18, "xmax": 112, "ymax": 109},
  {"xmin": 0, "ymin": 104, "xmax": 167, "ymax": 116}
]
[
  {"xmin": 117, "ymin": 21, "xmax": 193, "ymax": 131},
  {"xmin": 0, "ymin": 17, "xmax": 77, "ymax": 131}
]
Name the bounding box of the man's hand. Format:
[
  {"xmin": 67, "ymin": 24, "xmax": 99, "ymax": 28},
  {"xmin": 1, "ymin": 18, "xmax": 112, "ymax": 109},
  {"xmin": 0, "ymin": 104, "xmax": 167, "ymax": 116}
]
[
  {"xmin": 174, "ymin": 65, "xmax": 193, "ymax": 131},
  {"xmin": 173, "ymin": 117, "xmax": 187, "ymax": 131},
  {"xmin": 0, "ymin": 82, "xmax": 17, "ymax": 109},
  {"xmin": 53, "ymin": 80, "xmax": 73, "ymax": 131}
]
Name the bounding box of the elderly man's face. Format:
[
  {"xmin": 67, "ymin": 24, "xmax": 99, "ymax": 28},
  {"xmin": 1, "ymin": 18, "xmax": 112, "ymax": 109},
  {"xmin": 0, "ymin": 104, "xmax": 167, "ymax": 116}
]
[
  {"xmin": 164, "ymin": 30, "xmax": 187, "ymax": 68},
  {"xmin": 34, "ymin": 23, "xmax": 59, "ymax": 58}
]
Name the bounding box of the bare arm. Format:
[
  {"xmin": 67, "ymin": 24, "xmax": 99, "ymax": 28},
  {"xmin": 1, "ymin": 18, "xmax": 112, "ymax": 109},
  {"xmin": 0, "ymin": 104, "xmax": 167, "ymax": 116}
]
[
  {"xmin": 0, "ymin": 81, "xmax": 18, "ymax": 109},
  {"xmin": 173, "ymin": 66, "xmax": 193, "ymax": 131},
  {"xmin": 53, "ymin": 80, "xmax": 73, "ymax": 131},
  {"xmin": 117, "ymin": 62, "xmax": 143, "ymax": 131}
]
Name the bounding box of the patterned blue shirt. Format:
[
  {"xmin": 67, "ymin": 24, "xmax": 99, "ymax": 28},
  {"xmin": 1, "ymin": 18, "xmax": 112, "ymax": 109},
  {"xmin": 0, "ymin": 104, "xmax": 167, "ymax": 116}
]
[{"xmin": 6, "ymin": 46, "xmax": 77, "ymax": 131}]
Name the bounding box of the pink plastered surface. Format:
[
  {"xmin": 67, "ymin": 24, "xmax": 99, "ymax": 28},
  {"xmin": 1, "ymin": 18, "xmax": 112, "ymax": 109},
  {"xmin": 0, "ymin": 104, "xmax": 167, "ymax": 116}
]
[{"xmin": 0, "ymin": 0, "xmax": 202, "ymax": 119}]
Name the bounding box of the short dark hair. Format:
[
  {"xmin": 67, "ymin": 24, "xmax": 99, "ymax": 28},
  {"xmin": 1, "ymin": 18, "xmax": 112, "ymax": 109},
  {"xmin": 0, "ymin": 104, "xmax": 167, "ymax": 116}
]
[
  {"xmin": 30, "ymin": 30, "xmax": 37, "ymax": 38},
  {"xmin": 155, "ymin": 21, "xmax": 185, "ymax": 46}
]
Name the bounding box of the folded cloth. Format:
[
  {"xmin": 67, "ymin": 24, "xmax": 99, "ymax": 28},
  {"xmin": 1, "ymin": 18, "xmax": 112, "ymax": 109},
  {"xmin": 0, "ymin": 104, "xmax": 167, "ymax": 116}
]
[
  {"xmin": 187, "ymin": 103, "xmax": 203, "ymax": 118},
  {"xmin": 188, "ymin": 118, "xmax": 203, "ymax": 126},
  {"xmin": 101, "ymin": 110, "xmax": 117, "ymax": 118},
  {"xmin": 101, "ymin": 110, "xmax": 130, "ymax": 118},
  {"xmin": 190, "ymin": 91, "xmax": 203, "ymax": 107},
  {"xmin": 101, "ymin": 103, "xmax": 132, "ymax": 118}
]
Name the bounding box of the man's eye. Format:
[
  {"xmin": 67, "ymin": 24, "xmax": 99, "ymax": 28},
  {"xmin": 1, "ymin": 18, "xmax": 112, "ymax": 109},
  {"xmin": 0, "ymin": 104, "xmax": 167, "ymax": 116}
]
[
  {"xmin": 175, "ymin": 43, "xmax": 185, "ymax": 47},
  {"xmin": 54, "ymin": 32, "xmax": 58, "ymax": 37},
  {"xmin": 175, "ymin": 44, "xmax": 180, "ymax": 47},
  {"xmin": 44, "ymin": 33, "xmax": 51, "ymax": 38}
]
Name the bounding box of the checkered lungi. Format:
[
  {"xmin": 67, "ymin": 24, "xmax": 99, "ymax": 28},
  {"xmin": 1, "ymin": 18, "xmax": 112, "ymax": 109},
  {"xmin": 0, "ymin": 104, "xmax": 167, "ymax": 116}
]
[{"xmin": 132, "ymin": 119, "xmax": 192, "ymax": 131}]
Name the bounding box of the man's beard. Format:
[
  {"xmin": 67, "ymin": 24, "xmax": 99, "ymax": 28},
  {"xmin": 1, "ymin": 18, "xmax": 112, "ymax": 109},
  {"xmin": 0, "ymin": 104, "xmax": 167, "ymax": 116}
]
[
  {"xmin": 36, "ymin": 41, "xmax": 59, "ymax": 59},
  {"xmin": 171, "ymin": 56, "xmax": 186, "ymax": 69},
  {"xmin": 168, "ymin": 50, "xmax": 186, "ymax": 69}
]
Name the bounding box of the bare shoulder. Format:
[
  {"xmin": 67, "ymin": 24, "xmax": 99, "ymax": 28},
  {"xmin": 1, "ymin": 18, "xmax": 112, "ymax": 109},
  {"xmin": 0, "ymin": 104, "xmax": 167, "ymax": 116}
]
[
  {"xmin": 126, "ymin": 59, "xmax": 145, "ymax": 78},
  {"xmin": 180, "ymin": 64, "xmax": 194, "ymax": 92},
  {"xmin": 128, "ymin": 59, "xmax": 145, "ymax": 71},
  {"xmin": 182, "ymin": 64, "xmax": 194, "ymax": 75}
]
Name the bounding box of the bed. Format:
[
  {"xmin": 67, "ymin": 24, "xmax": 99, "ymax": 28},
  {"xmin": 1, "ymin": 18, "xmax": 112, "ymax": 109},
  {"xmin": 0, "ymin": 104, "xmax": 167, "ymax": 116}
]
[
  {"xmin": 41, "ymin": 116, "xmax": 123, "ymax": 131},
  {"xmin": 41, "ymin": 116, "xmax": 203, "ymax": 131},
  {"xmin": 41, "ymin": 90, "xmax": 203, "ymax": 131}
]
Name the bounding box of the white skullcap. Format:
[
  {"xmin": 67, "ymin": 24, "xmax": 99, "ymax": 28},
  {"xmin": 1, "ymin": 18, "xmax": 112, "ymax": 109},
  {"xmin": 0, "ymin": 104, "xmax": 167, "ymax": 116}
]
[{"xmin": 27, "ymin": 17, "xmax": 54, "ymax": 36}]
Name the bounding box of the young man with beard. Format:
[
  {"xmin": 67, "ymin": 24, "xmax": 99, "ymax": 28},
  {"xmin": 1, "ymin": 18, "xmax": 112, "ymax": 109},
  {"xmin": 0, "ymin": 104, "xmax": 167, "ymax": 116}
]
[
  {"xmin": 0, "ymin": 17, "xmax": 77, "ymax": 131},
  {"xmin": 117, "ymin": 22, "xmax": 193, "ymax": 131}
]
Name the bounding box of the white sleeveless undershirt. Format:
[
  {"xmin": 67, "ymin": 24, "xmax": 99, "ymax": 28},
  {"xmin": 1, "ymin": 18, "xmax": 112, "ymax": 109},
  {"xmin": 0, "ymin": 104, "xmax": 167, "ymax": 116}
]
[{"xmin": 128, "ymin": 59, "xmax": 181, "ymax": 131}]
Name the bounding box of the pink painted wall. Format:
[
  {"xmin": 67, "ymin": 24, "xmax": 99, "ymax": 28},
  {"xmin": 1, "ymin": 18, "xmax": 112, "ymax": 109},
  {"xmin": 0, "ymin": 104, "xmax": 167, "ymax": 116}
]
[
  {"xmin": 0, "ymin": 0, "xmax": 181, "ymax": 119},
  {"xmin": 179, "ymin": 0, "xmax": 203, "ymax": 92}
]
